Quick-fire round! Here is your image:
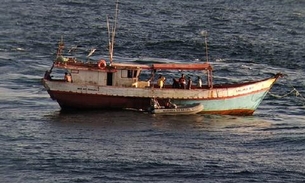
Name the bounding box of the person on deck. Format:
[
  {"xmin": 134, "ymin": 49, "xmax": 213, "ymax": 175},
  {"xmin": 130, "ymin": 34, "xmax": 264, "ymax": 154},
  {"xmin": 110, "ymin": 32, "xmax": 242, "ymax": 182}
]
[
  {"xmin": 197, "ymin": 76, "xmax": 202, "ymax": 88},
  {"xmin": 187, "ymin": 77, "xmax": 192, "ymax": 90},
  {"xmin": 172, "ymin": 78, "xmax": 180, "ymax": 88},
  {"xmin": 165, "ymin": 99, "xmax": 177, "ymax": 109},
  {"xmin": 179, "ymin": 74, "xmax": 186, "ymax": 89},
  {"xmin": 44, "ymin": 70, "xmax": 52, "ymax": 80},
  {"xmin": 64, "ymin": 72, "xmax": 72, "ymax": 82},
  {"xmin": 151, "ymin": 98, "xmax": 161, "ymax": 109},
  {"xmin": 157, "ymin": 75, "xmax": 166, "ymax": 88}
]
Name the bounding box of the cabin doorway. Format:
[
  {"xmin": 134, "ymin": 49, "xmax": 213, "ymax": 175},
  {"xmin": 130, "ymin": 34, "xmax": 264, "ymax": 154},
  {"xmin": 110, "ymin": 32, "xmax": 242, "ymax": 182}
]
[{"xmin": 107, "ymin": 72, "xmax": 113, "ymax": 86}]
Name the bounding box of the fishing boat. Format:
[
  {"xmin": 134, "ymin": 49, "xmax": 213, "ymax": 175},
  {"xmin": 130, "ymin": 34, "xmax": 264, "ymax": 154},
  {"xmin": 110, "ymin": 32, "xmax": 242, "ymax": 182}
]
[
  {"xmin": 42, "ymin": 57, "xmax": 282, "ymax": 115},
  {"xmin": 41, "ymin": 1, "xmax": 282, "ymax": 116}
]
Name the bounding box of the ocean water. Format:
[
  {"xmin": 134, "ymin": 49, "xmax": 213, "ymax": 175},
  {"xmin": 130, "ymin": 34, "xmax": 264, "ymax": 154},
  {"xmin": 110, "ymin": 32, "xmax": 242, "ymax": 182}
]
[{"xmin": 1, "ymin": 0, "xmax": 305, "ymax": 182}]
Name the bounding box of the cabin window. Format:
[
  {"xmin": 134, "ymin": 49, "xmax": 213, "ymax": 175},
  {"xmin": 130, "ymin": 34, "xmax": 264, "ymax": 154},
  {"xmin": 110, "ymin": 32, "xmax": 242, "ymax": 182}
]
[
  {"xmin": 127, "ymin": 70, "xmax": 133, "ymax": 78},
  {"xmin": 121, "ymin": 70, "xmax": 137, "ymax": 78}
]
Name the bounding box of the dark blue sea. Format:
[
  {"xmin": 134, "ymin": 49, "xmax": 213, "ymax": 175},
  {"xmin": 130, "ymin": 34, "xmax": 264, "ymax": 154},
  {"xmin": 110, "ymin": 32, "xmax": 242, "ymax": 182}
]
[{"xmin": 1, "ymin": 0, "xmax": 305, "ymax": 182}]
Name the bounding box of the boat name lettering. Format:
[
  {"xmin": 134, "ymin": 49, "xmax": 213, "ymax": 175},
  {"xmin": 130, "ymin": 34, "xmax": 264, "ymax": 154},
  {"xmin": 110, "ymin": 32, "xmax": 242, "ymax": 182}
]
[
  {"xmin": 77, "ymin": 87, "xmax": 98, "ymax": 91},
  {"xmin": 161, "ymin": 108, "xmax": 192, "ymax": 112},
  {"xmin": 236, "ymin": 86, "xmax": 254, "ymax": 93},
  {"xmin": 77, "ymin": 87, "xmax": 86, "ymax": 90}
]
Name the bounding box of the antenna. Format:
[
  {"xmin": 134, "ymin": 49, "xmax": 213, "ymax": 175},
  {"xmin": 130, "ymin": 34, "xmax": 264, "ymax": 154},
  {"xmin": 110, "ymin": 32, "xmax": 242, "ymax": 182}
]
[
  {"xmin": 201, "ymin": 30, "xmax": 213, "ymax": 88},
  {"xmin": 201, "ymin": 30, "xmax": 209, "ymax": 63},
  {"xmin": 108, "ymin": 0, "xmax": 119, "ymax": 65},
  {"xmin": 106, "ymin": 15, "xmax": 111, "ymax": 63}
]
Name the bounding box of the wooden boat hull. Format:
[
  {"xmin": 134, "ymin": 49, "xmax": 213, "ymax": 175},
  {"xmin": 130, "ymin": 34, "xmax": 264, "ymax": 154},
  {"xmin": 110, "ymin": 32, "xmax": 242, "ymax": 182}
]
[
  {"xmin": 151, "ymin": 103, "xmax": 204, "ymax": 115},
  {"xmin": 42, "ymin": 75, "xmax": 279, "ymax": 115}
]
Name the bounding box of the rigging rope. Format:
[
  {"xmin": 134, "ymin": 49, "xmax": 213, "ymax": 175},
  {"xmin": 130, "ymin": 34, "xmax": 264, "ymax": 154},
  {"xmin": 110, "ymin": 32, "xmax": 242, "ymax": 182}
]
[
  {"xmin": 268, "ymin": 88, "xmax": 298, "ymax": 98},
  {"xmin": 268, "ymin": 79, "xmax": 305, "ymax": 105}
]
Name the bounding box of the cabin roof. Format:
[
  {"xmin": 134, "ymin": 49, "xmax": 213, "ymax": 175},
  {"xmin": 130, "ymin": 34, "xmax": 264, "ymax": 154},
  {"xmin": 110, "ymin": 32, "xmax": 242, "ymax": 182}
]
[
  {"xmin": 113, "ymin": 62, "xmax": 212, "ymax": 71},
  {"xmin": 112, "ymin": 63, "xmax": 151, "ymax": 70},
  {"xmin": 54, "ymin": 59, "xmax": 213, "ymax": 71},
  {"xmin": 151, "ymin": 63, "xmax": 212, "ymax": 70}
]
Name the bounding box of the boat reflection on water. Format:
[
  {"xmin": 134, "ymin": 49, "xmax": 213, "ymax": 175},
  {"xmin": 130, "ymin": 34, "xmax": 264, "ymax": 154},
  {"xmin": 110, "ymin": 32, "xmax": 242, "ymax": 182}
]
[
  {"xmin": 44, "ymin": 109, "xmax": 272, "ymax": 134},
  {"xmin": 151, "ymin": 113, "xmax": 272, "ymax": 132}
]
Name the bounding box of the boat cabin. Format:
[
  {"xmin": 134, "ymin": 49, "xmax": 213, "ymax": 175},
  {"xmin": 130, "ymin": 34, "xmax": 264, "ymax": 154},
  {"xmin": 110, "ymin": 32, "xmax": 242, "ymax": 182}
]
[
  {"xmin": 46, "ymin": 39, "xmax": 213, "ymax": 89},
  {"xmin": 52, "ymin": 58, "xmax": 152, "ymax": 88},
  {"xmin": 50, "ymin": 57, "xmax": 213, "ymax": 89}
]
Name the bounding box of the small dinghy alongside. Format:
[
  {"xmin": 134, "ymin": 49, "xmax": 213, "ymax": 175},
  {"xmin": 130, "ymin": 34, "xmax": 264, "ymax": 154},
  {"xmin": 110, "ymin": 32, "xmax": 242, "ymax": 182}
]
[{"xmin": 150, "ymin": 99, "xmax": 203, "ymax": 115}]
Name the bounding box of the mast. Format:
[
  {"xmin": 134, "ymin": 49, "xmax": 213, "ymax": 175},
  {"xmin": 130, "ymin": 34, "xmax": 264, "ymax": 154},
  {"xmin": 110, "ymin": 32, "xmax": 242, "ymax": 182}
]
[
  {"xmin": 107, "ymin": 0, "xmax": 119, "ymax": 65},
  {"xmin": 201, "ymin": 30, "xmax": 209, "ymax": 63},
  {"xmin": 56, "ymin": 36, "xmax": 65, "ymax": 58},
  {"xmin": 205, "ymin": 33, "xmax": 209, "ymax": 63},
  {"xmin": 201, "ymin": 30, "xmax": 213, "ymax": 88},
  {"xmin": 50, "ymin": 36, "xmax": 64, "ymax": 73}
]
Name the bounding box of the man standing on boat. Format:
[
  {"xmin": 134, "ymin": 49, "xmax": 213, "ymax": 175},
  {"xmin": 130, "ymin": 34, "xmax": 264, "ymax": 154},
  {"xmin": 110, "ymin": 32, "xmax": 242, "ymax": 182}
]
[
  {"xmin": 197, "ymin": 76, "xmax": 202, "ymax": 88},
  {"xmin": 179, "ymin": 74, "xmax": 186, "ymax": 89},
  {"xmin": 157, "ymin": 75, "xmax": 166, "ymax": 88},
  {"xmin": 64, "ymin": 72, "xmax": 72, "ymax": 82},
  {"xmin": 187, "ymin": 77, "xmax": 192, "ymax": 90}
]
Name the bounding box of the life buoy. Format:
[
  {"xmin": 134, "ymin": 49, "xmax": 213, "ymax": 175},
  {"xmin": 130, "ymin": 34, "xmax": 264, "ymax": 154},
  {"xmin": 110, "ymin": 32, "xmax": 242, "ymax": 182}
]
[{"xmin": 98, "ymin": 60, "xmax": 106, "ymax": 69}]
